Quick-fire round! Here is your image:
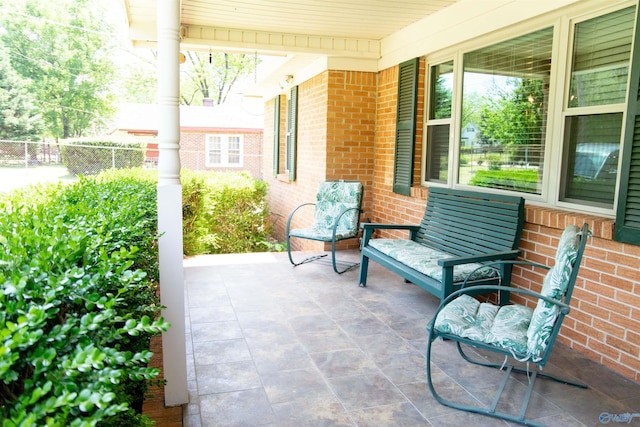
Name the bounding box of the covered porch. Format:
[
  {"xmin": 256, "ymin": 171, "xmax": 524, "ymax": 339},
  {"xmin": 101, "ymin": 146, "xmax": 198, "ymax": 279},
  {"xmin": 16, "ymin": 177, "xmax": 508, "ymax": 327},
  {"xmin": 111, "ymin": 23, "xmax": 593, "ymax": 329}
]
[{"xmin": 162, "ymin": 250, "xmax": 639, "ymax": 426}]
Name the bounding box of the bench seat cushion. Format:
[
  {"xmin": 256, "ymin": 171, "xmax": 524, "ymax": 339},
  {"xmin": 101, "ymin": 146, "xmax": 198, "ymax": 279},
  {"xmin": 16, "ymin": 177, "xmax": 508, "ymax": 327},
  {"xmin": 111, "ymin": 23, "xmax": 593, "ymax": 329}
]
[
  {"xmin": 368, "ymin": 238, "xmax": 499, "ymax": 283},
  {"xmin": 434, "ymin": 294, "xmax": 533, "ymax": 356}
]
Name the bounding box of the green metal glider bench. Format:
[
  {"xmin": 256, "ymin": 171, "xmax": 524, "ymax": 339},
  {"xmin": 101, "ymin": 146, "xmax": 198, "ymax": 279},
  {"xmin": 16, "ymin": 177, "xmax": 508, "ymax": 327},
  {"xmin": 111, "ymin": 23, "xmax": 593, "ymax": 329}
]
[
  {"xmin": 286, "ymin": 180, "xmax": 363, "ymax": 274},
  {"xmin": 359, "ymin": 187, "xmax": 525, "ymax": 304},
  {"xmin": 426, "ymin": 223, "xmax": 590, "ymax": 426}
]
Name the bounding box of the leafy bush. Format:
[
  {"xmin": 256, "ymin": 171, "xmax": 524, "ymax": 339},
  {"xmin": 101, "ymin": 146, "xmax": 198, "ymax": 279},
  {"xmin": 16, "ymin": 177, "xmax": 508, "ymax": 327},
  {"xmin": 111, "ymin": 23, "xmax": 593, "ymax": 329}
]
[
  {"xmin": 470, "ymin": 169, "xmax": 539, "ymax": 193},
  {"xmin": 181, "ymin": 170, "xmax": 273, "ymax": 255},
  {"xmin": 485, "ymin": 153, "xmax": 503, "ymax": 170},
  {"xmin": 60, "ymin": 140, "xmax": 145, "ymax": 176},
  {"xmin": 0, "ymin": 174, "xmax": 167, "ymax": 426}
]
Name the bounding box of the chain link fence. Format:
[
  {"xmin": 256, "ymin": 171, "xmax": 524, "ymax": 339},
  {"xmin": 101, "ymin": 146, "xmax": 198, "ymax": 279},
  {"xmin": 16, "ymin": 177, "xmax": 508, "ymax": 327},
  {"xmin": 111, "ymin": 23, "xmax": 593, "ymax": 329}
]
[
  {"xmin": 0, "ymin": 139, "xmax": 262, "ymax": 192},
  {"xmin": 0, "ymin": 139, "xmax": 156, "ymax": 193},
  {"xmin": 0, "ymin": 139, "xmax": 155, "ymax": 170}
]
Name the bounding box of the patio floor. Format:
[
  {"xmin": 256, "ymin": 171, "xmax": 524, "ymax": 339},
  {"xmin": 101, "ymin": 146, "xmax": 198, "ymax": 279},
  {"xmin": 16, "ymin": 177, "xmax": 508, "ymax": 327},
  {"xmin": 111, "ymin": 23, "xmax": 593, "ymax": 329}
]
[{"xmin": 179, "ymin": 250, "xmax": 640, "ymax": 427}]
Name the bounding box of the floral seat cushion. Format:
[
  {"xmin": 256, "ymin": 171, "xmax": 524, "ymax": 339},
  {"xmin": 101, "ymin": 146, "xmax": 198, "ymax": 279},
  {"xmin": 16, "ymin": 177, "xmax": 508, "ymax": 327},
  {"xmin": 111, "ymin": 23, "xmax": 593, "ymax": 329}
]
[
  {"xmin": 368, "ymin": 238, "xmax": 499, "ymax": 283},
  {"xmin": 434, "ymin": 225, "xmax": 581, "ymax": 361},
  {"xmin": 289, "ymin": 181, "xmax": 363, "ymax": 241}
]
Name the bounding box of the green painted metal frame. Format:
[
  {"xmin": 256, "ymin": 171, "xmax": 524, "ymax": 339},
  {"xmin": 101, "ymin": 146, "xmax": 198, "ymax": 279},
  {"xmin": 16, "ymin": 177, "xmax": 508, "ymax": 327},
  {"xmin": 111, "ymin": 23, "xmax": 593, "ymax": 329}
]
[
  {"xmin": 359, "ymin": 187, "xmax": 525, "ymax": 304},
  {"xmin": 425, "ymin": 223, "xmax": 590, "ymax": 426},
  {"xmin": 286, "ymin": 181, "xmax": 364, "ymax": 274}
]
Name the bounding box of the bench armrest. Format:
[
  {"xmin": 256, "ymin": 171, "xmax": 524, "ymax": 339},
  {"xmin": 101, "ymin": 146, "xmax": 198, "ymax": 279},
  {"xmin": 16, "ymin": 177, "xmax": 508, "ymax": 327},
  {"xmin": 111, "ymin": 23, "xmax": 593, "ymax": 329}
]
[
  {"xmin": 361, "ymin": 223, "xmax": 419, "ymax": 231},
  {"xmin": 437, "ymin": 249, "xmax": 521, "ymax": 267},
  {"xmin": 361, "ymin": 223, "xmax": 421, "ymax": 245}
]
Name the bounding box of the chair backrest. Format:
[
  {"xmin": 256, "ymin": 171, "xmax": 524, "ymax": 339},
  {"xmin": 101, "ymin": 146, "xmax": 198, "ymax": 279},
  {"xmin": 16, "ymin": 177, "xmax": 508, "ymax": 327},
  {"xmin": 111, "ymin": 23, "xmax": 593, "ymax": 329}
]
[
  {"xmin": 526, "ymin": 223, "xmax": 589, "ymax": 363},
  {"xmin": 314, "ymin": 180, "xmax": 363, "ymax": 233},
  {"xmin": 415, "ymin": 187, "xmax": 525, "ymax": 257}
]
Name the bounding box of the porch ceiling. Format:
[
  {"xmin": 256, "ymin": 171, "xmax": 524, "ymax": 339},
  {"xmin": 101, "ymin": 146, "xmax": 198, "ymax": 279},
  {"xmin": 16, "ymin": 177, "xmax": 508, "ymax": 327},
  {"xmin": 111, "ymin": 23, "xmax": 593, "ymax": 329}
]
[
  {"xmin": 123, "ymin": 0, "xmax": 460, "ymax": 53},
  {"xmin": 122, "ymin": 0, "xmax": 459, "ymax": 95},
  {"xmin": 120, "ymin": 0, "xmax": 581, "ymax": 96}
]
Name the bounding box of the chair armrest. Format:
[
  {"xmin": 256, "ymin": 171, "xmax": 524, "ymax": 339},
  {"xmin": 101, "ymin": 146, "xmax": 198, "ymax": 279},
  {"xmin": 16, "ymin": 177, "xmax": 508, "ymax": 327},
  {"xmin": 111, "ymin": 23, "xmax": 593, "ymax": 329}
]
[
  {"xmin": 286, "ymin": 202, "xmax": 316, "ymax": 234},
  {"xmin": 437, "ymin": 250, "xmax": 521, "ymax": 267},
  {"xmin": 427, "ymin": 284, "xmax": 571, "ymax": 335}
]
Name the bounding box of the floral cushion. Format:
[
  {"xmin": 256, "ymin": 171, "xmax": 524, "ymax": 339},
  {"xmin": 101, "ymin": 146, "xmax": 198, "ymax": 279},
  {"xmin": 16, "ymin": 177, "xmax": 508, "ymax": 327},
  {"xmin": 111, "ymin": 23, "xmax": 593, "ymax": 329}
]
[
  {"xmin": 289, "ymin": 181, "xmax": 363, "ymax": 241},
  {"xmin": 526, "ymin": 225, "xmax": 580, "ymax": 361},
  {"xmin": 433, "ymin": 225, "xmax": 581, "ymax": 362},
  {"xmin": 434, "ymin": 295, "xmax": 532, "ymax": 355},
  {"xmin": 368, "ymin": 239, "xmax": 498, "ymax": 283}
]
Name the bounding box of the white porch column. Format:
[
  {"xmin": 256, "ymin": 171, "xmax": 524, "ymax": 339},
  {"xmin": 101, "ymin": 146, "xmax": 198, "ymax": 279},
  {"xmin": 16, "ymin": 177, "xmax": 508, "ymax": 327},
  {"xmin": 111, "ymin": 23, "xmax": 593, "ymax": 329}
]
[{"xmin": 157, "ymin": 0, "xmax": 188, "ymax": 406}]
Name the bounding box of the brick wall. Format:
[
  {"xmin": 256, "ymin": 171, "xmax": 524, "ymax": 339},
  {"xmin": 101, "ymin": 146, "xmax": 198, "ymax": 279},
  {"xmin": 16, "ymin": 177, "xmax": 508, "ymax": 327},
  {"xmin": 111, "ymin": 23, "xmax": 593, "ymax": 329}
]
[
  {"xmin": 264, "ymin": 70, "xmax": 377, "ymax": 252},
  {"xmin": 371, "ymin": 62, "xmax": 640, "ymax": 383}
]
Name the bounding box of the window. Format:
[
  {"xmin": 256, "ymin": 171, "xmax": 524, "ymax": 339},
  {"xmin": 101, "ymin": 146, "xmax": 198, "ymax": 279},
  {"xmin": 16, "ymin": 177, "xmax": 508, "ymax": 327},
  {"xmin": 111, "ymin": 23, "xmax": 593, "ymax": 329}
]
[
  {"xmin": 286, "ymin": 86, "xmax": 298, "ymax": 181},
  {"xmin": 205, "ymin": 135, "xmax": 243, "ymax": 167},
  {"xmin": 458, "ymin": 27, "xmax": 553, "ymax": 194},
  {"xmin": 425, "ymin": 60, "xmax": 453, "ymax": 183},
  {"xmin": 272, "ymin": 87, "xmax": 298, "ymax": 181},
  {"xmin": 560, "ymin": 6, "xmax": 635, "ymax": 208},
  {"xmin": 420, "ymin": 4, "xmax": 636, "ymax": 216}
]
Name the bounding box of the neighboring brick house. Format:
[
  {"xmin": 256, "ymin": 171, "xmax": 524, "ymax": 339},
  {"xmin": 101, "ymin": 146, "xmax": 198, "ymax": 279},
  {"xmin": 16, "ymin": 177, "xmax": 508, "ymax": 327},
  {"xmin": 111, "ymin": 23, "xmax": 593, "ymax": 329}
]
[{"xmin": 113, "ymin": 102, "xmax": 264, "ymax": 178}]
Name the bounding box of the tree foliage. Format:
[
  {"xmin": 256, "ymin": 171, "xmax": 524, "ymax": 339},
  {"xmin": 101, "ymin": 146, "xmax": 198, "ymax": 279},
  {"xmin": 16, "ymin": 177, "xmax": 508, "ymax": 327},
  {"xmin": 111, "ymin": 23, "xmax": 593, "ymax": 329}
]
[
  {"xmin": 477, "ymin": 78, "xmax": 544, "ymax": 146},
  {"xmin": 0, "ymin": 0, "xmax": 117, "ymax": 139},
  {"xmin": 180, "ymin": 51, "xmax": 258, "ymax": 105},
  {"xmin": 0, "ymin": 41, "xmax": 42, "ymax": 141}
]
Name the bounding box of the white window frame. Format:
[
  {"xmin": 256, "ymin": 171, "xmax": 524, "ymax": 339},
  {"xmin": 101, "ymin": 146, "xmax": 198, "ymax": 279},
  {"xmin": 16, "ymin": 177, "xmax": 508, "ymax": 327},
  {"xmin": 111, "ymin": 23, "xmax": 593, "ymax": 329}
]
[
  {"xmin": 205, "ymin": 134, "xmax": 244, "ymax": 167},
  {"xmin": 421, "ymin": 1, "xmax": 636, "ymax": 218}
]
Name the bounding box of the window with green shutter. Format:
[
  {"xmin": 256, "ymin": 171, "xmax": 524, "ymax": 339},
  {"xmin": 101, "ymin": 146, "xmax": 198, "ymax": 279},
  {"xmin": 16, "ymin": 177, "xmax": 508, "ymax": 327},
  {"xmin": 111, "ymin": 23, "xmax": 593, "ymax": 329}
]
[
  {"xmin": 286, "ymin": 86, "xmax": 298, "ymax": 181},
  {"xmin": 615, "ymin": 8, "xmax": 640, "ymax": 244},
  {"xmin": 393, "ymin": 58, "xmax": 419, "ymax": 196},
  {"xmin": 272, "ymin": 95, "xmax": 281, "ymax": 176}
]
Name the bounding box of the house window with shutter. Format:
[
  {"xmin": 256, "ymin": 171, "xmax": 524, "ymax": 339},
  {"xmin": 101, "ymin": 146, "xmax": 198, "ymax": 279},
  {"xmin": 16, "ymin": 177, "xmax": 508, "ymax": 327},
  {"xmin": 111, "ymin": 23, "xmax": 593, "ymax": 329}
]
[
  {"xmin": 421, "ymin": 3, "xmax": 637, "ymax": 222},
  {"xmin": 615, "ymin": 7, "xmax": 640, "ymax": 244},
  {"xmin": 272, "ymin": 87, "xmax": 298, "ymax": 181},
  {"xmin": 560, "ymin": 6, "xmax": 635, "ymax": 208},
  {"xmin": 393, "ymin": 58, "xmax": 419, "ymax": 195}
]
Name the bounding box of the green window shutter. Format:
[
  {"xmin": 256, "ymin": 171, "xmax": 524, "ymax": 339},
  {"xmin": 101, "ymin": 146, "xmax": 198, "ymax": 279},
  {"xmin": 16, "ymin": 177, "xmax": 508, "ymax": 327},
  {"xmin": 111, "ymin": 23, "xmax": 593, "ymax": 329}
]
[
  {"xmin": 615, "ymin": 9, "xmax": 640, "ymax": 244},
  {"xmin": 273, "ymin": 95, "xmax": 281, "ymax": 176},
  {"xmin": 393, "ymin": 58, "xmax": 419, "ymax": 196},
  {"xmin": 286, "ymin": 85, "xmax": 298, "ymax": 181}
]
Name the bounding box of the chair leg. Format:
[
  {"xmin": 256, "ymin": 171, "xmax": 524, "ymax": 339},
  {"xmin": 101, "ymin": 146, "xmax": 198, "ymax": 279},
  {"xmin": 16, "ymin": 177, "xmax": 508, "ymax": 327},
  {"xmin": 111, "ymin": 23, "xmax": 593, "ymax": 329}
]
[
  {"xmin": 456, "ymin": 343, "xmax": 588, "ymax": 389},
  {"xmin": 426, "ymin": 336, "xmax": 586, "ymax": 427},
  {"xmin": 331, "ymin": 239, "xmax": 359, "ymax": 274}
]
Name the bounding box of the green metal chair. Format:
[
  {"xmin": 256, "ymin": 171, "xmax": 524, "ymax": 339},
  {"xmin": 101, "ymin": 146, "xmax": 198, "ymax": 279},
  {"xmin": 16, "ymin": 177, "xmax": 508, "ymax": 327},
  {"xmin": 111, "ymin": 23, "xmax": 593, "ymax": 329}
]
[
  {"xmin": 426, "ymin": 223, "xmax": 590, "ymax": 426},
  {"xmin": 286, "ymin": 180, "xmax": 363, "ymax": 274}
]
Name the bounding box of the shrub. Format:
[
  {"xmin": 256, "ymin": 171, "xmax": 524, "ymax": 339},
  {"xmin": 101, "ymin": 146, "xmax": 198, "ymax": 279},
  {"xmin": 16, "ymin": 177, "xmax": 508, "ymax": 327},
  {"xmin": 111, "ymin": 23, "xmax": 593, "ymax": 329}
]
[
  {"xmin": 60, "ymin": 140, "xmax": 145, "ymax": 176},
  {"xmin": 182, "ymin": 170, "xmax": 273, "ymax": 256},
  {"xmin": 0, "ymin": 174, "xmax": 167, "ymax": 426},
  {"xmin": 485, "ymin": 153, "xmax": 503, "ymax": 171}
]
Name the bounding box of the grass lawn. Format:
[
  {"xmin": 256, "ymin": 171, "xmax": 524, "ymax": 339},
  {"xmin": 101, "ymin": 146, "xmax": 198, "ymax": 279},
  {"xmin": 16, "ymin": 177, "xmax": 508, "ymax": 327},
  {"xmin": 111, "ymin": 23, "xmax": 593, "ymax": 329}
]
[{"xmin": 0, "ymin": 165, "xmax": 76, "ymax": 193}]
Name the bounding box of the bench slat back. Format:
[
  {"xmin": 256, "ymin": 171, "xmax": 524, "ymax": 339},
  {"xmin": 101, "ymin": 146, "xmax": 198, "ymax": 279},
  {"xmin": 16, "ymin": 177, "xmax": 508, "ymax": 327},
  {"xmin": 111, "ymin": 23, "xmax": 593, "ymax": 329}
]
[{"xmin": 415, "ymin": 187, "xmax": 525, "ymax": 257}]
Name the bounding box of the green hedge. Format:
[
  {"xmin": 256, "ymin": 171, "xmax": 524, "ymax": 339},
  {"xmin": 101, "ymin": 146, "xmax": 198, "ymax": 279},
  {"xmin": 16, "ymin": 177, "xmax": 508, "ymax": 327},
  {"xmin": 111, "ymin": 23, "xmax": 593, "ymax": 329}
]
[
  {"xmin": 60, "ymin": 140, "xmax": 145, "ymax": 176},
  {"xmin": 181, "ymin": 170, "xmax": 273, "ymax": 255},
  {"xmin": 0, "ymin": 174, "xmax": 167, "ymax": 426}
]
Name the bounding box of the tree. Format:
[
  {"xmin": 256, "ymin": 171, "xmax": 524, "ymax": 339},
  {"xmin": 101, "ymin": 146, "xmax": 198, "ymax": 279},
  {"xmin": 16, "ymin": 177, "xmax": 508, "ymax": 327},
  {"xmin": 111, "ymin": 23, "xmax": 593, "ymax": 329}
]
[
  {"xmin": 180, "ymin": 51, "xmax": 258, "ymax": 106},
  {"xmin": 0, "ymin": 0, "xmax": 117, "ymax": 139},
  {"xmin": 477, "ymin": 78, "xmax": 544, "ymax": 147},
  {"xmin": 0, "ymin": 41, "xmax": 42, "ymax": 141}
]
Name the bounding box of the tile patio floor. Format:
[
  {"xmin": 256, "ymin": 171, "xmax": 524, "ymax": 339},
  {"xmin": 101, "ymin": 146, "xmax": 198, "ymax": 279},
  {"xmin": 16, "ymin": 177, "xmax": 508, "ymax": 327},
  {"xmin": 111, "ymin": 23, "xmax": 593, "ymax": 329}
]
[{"xmin": 179, "ymin": 250, "xmax": 640, "ymax": 427}]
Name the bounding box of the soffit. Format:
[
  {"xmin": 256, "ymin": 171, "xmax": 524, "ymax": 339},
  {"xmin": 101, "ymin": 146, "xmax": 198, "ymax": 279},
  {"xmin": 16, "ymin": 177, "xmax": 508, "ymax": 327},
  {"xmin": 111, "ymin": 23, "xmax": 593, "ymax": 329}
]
[{"xmin": 123, "ymin": 0, "xmax": 459, "ymax": 55}]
